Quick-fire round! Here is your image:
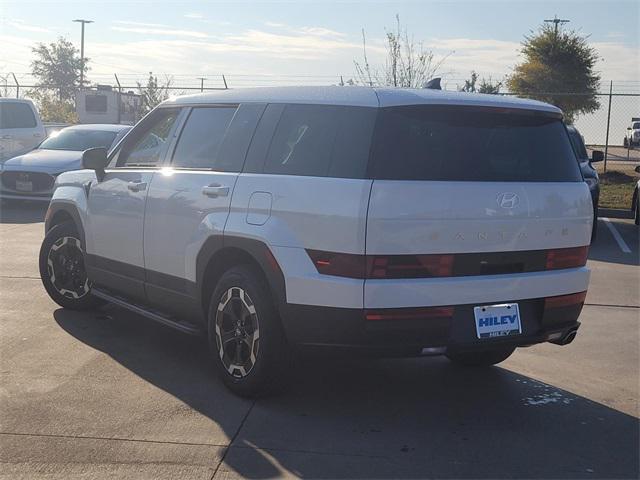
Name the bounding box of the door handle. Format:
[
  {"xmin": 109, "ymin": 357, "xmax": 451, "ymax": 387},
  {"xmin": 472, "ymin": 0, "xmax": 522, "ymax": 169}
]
[
  {"xmin": 202, "ymin": 184, "xmax": 229, "ymax": 198},
  {"xmin": 127, "ymin": 181, "xmax": 147, "ymax": 192}
]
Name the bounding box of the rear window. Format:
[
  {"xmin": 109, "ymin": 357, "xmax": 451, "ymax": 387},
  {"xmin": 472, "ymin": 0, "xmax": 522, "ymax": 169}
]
[
  {"xmin": 567, "ymin": 129, "xmax": 588, "ymax": 161},
  {"xmin": 371, "ymin": 106, "xmax": 582, "ymax": 182},
  {"xmin": 0, "ymin": 102, "xmax": 37, "ymax": 129}
]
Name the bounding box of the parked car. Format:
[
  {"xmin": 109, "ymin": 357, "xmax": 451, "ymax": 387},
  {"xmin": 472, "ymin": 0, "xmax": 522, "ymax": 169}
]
[
  {"xmin": 632, "ymin": 166, "xmax": 640, "ymax": 225},
  {"xmin": 623, "ymin": 118, "xmax": 640, "ymax": 148},
  {"xmin": 39, "ymin": 87, "xmax": 593, "ymax": 396},
  {"xmin": 0, "ymin": 124, "xmax": 131, "ymax": 202},
  {"xmin": 566, "ymin": 125, "xmax": 603, "ymax": 240},
  {"xmin": 0, "ymin": 98, "xmax": 46, "ymax": 162}
]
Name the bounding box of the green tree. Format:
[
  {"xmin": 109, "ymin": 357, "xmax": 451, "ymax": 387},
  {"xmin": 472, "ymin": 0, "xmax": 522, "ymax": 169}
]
[
  {"xmin": 35, "ymin": 96, "xmax": 79, "ymax": 123},
  {"xmin": 137, "ymin": 72, "xmax": 173, "ymax": 115},
  {"xmin": 31, "ymin": 37, "xmax": 87, "ymax": 102},
  {"xmin": 507, "ymin": 24, "xmax": 600, "ymax": 122},
  {"xmin": 461, "ymin": 71, "xmax": 502, "ymax": 94},
  {"xmin": 354, "ymin": 15, "xmax": 448, "ymax": 88}
]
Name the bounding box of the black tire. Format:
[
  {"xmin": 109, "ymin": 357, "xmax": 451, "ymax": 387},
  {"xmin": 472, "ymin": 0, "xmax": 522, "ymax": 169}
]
[
  {"xmin": 634, "ymin": 193, "xmax": 640, "ymax": 226},
  {"xmin": 591, "ymin": 207, "xmax": 598, "ymax": 242},
  {"xmin": 623, "ymin": 137, "xmax": 628, "ymax": 148},
  {"xmin": 207, "ymin": 265, "xmax": 291, "ymax": 397},
  {"xmin": 446, "ymin": 347, "xmax": 515, "ymax": 367},
  {"xmin": 39, "ymin": 221, "xmax": 103, "ymax": 310}
]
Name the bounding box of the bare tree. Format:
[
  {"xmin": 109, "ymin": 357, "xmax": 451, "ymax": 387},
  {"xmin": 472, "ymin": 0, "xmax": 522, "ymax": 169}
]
[
  {"xmin": 354, "ymin": 15, "xmax": 448, "ymax": 88},
  {"xmin": 136, "ymin": 72, "xmax": 174, "ymax": 115},
  {"xmin": 461, "ymin": 71, "xmax": 502, "ymax": 94}
]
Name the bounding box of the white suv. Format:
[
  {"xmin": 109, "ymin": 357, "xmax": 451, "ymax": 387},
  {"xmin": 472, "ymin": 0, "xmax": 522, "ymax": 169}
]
[
  {"xmin": 0, "ymin": 98, "xmax": 46, "ymax": 162},
  {"xmin": 39, "ymin": 86, "xmax": 593, "ymax": 396}
]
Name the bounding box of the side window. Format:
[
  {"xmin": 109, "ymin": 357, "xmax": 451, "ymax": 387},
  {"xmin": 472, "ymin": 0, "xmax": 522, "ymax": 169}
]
[
  {"xmin": 0, "ymin": 102, "xmax": 37, "ymax": 129},
  {"xmin": 171, "ymin": 107, "xmax": 236, "ymax": 169},
  {"xmin": 115, "ymin": 108, "xmax": 180, "ymax": 167},
  {"xmin": 264, "ymin": 105, "xmax": 338, "ymax": 177},
  {"xmin": 260, "ymin": 104, "xmax": 376, "ymax": 178}
]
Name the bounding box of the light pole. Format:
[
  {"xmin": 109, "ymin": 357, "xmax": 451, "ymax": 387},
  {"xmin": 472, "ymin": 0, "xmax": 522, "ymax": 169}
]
[{"xmin": 73, "ymin": 19, "xmax": 93, "ymax": 88}]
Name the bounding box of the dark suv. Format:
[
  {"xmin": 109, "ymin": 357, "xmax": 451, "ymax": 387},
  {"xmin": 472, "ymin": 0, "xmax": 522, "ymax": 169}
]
[{"xmin": 567, "ymin": 125, "xmax": 603, "ymax": 240}]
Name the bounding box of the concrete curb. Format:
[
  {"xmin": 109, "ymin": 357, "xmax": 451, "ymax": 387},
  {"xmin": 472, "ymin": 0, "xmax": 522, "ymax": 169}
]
[{"xmin": 599, "ymin": 208, "xmax": 633, "ymax": 219}]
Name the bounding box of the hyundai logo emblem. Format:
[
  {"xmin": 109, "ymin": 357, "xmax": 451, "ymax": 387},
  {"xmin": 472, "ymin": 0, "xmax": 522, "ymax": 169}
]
[{"xmin": 497, "ymin": 192, "xmax": 520, "ymax": 209}]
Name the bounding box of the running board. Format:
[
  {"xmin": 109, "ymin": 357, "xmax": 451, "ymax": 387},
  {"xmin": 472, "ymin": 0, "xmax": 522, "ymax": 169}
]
[{"xmin": 92, "ymin": 289, "xmax": 203, "ymax": 336}]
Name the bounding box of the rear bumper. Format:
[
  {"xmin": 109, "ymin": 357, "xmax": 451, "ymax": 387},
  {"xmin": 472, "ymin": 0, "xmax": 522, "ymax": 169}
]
[{"xmin": 280, "ymin": 296, "xmax": 584, "ymax": 355}]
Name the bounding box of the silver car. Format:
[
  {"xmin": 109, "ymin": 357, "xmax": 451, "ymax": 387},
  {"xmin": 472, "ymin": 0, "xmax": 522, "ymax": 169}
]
[{"xmin": 0, "ymin": 124, "xmax": 130, "ymax": 202}]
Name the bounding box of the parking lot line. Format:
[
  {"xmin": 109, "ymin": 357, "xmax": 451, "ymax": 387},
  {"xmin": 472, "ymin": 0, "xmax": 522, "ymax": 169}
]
[{"xmin": 602, "ymin": 218, "xmax": 632, "ymax": 254}]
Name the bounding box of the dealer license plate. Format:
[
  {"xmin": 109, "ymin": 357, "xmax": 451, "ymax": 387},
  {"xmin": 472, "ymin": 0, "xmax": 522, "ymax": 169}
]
[{"xmin": 473, "ymin": 303, "xmax": 521, "ymax": 339}]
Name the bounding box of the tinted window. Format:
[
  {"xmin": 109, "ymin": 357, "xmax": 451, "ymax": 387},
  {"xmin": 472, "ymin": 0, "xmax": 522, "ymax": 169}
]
[
  {"xmin": 172, "ymin": 107, "xmax": 236, "ymax": 169},
  {"xmin": 0, "ymin": 102, "xmax": 37, "ymax": 129},
  {"xmin": 39, "ymin": 129, "xmax": 118, "ymax": 151},
  {"xmin": 567, "ymin": 129, "xmax": 588, "ymax": 161},
  {"xmin": 262, "ymin": 104, "xmax": 375, "ymax": 178},
  {"xmin": 85, "ymin": 95, "xmax": 108, "ymax": 113},
  {"xmin": 371, "ymin": 106, "xmax": 582, "ymax": 182},
  {"xmin": 117, "ymin": 108, "xmax": 180, "ymax": 167}
]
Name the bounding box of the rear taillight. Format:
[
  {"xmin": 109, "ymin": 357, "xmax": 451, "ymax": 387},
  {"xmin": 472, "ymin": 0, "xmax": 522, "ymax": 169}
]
[
  {"xmin": 544, "ymin": 291, "xmax": 587, "ymax": 310},
  {"xmin": 365, "ymin": 306, "xmax": 454, "ymax": 321},
  {"xmin": 545, "ymin": 246, "xmax": 589, "ymax": 270},
  {"xmin": 306, "ymin": 250, "xmax": 366, "ymax": 278},
  {"xmin": 367, "ymin": 254, "xmax": 454, "ymax": 279}
]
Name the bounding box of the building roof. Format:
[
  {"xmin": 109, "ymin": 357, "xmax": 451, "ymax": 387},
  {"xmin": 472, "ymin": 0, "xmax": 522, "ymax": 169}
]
[{"xmin": 167, "ymin": 85, "xmax": 561, "ymax": 114}]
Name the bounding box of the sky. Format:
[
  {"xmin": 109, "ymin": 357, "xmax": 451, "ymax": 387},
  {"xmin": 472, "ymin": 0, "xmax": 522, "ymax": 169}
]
[{"xmin": 0, "ymin": 0, "xmax": 638, "ymax": 91}]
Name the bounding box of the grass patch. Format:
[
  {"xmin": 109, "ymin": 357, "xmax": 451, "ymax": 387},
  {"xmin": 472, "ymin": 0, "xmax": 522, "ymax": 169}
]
[{"xmin": 598, "ymin": 169, "xmax": 638, "ymax": 210}]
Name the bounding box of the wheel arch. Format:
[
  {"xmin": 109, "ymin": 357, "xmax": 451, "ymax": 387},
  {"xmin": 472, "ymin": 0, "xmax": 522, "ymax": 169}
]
[
  {"xmin": 196, "ymin": 236, "xmax": 287, "ymax": 321},
  {"xmin": 45, "ymin": 203, "xmax": 86, "ymax": 246}
]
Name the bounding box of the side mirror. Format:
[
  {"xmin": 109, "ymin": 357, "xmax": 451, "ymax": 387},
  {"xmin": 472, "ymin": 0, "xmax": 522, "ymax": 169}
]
[
  {"xmin": 82, "ymin": 147, "xmax": 109, "ymax": 181},
  {"xmin": 635, "ymin": 165, "xmax": 640, "ymax": 174},
  {"xmin": 628, "ymin": 127, "xmax": 632, "ymax": 130},
  {"xmin": 591, "ymin": 150, "xmax": 604, "ymax": 163}
]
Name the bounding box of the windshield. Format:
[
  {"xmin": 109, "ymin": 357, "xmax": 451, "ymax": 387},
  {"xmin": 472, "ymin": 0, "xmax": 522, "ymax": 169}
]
[
  {"xmin": 371, "ymin": 105, "xmax": 582, "ymax": 182},
  {"xmin": 632, "ymin": 122, "xmax": 640, "ymax": 130},
  {"xmin": 39, "ymin": 129, "xmax": 118, "ymax": 151},
  {"xmin": 567, "ymin": 129, "xmax": 589, "ymax": 161}
]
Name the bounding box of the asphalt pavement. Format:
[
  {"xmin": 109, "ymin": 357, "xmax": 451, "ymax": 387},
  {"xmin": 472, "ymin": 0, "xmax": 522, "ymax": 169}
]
[{"xmin": 0, "ymin": 202, "xmax": 638, "ymax": 479}]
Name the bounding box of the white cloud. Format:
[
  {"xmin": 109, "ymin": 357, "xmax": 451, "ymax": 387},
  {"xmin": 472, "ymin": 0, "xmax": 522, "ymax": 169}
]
[
  {"xmin": 184, "ymin": 13, "xmax": 204, "ymax": 19},
  {"xmin": 111, "ymin": 26, "xmax": 210, "ymax": 39},
  {"xmin": 265, "ymin": 21, "xmax": 285, "ymax": 28},
  {"xmin": 115, "ymin": 21, "xmax": 169, "ymax": 28},
  {"xmin": 5, "ymin": 19, "xmax": 51, "ymax": 33},
  {"xmin": 591, "ymin": 41, "xmax": 639, "ymax": 81}
]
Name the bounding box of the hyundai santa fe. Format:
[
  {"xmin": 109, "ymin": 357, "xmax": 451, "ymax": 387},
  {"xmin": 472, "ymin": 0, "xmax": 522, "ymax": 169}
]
[{"xmin": 39, "ymin": 86, "xmax": 593, "ymax": 396}]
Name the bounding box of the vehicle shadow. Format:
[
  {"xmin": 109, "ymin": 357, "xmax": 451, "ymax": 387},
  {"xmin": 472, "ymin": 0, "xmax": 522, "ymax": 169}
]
[
  {"xmin": 0, "ymin": 201, "xmax": 48, "ymax": 224},
  {"xmin": 589, "ymin": 219, "xmax": 639, "ymax": 266},
  {"xmin": 54, "ymin": 307, "xmax": 640, "ymax": 479}
]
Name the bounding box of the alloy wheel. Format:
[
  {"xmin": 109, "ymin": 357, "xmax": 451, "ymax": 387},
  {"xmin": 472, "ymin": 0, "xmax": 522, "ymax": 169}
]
[
  {"xmin": 46, "ymin": 236, "xmax": 91, "ymax": 299},
  {"xmin": 214, "ymin": 286, "xmax": 260, "ymax": 378}
]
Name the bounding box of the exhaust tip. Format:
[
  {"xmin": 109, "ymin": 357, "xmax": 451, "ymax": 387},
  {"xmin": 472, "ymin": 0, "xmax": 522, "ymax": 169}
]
[{"xmin": 562, "ymin": 330, "xmax": 577, "ymax": 345}]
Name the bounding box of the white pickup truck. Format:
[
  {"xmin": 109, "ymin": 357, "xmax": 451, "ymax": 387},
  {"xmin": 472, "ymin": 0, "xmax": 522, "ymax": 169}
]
[
  {"xmin": 0, "ymin": 98, "xmax": 46, "ymax": 162},
  {"xmin": 624, "ymin": 117, "xmax": 640, "ymax": 148}
]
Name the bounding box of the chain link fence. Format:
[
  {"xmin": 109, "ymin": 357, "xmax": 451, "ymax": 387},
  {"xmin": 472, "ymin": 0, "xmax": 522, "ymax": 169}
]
[{"xmin": 2, "ymin": 72, "xmax": 638, "ymax": 161}]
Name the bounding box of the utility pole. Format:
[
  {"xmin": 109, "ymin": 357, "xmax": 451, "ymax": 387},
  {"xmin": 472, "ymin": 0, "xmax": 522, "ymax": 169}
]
[
  {"xmin": 197, "ymin": 77, "xmax": 206, "ymax": 92},
  {"xmin": 544, "ymin": 15, "xmax": 570, "ymax": 35},
  {"xmin": 73, "ymin": 19, "xmax": 93, "ymax": 88}
]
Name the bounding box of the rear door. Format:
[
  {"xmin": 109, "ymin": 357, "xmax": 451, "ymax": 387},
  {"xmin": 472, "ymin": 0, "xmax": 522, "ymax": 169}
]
[
  {"xmin": 142, "ymin": 103, "xmax": 264, "ymax": 315},
  {"xmin": 85, "ymin": 107, "xmax": 183, "ymax": 300},
  {"xmin": 365, "ymin": 105, "xmax": 593, "ymax": 305}
]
